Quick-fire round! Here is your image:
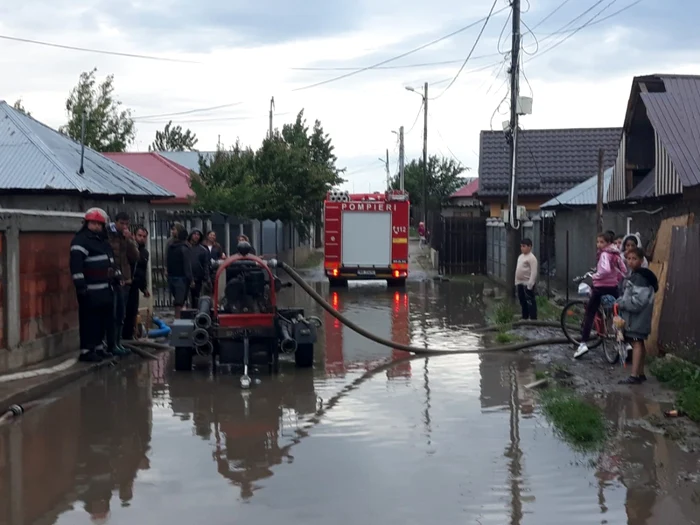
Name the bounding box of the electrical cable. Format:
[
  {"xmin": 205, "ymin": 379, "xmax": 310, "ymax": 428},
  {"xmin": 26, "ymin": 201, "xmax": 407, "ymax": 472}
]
[
  {"xmin": 529, "ymin": 0, "xmax": 574, "ymax": 30},
  {"xmin": 291, "ymin": 4, "xmax": 510, "ymax": 92},
  {"xmin": 131, "ymin": 102, "xmax": 245, "ymax": 121},
  {"xmin": 406, "ymin": 99, "xmax": 424, "ymax": 135},
  {"xmin": 539, "ymin": 0, "xmax": 642, "ymax": 36},
  {"xmin": 0, "ymin": 34, "xmax": 199, "ymax": 63},
  {"xmin": 527, "ymin": 0, "xmax": 619, "ymax": 61},
  {"xmin": 497, "ymin": 11, "xmax": 512, "ymax": 55},
  {"xmin": 431, "ymin": 0, "xmax": 500, "ymax": 100},
  {"xmin": 138, "ymin": 112, "xmax": 293, "ymax": 125},
  {"xmin": 521, "ymin": 19, "xmax": 540, "ymax": 55}
]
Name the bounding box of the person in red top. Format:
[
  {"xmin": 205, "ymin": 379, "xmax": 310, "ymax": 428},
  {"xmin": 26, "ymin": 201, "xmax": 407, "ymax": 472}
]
[{"xmin": 575, "ymin": 231, "xmax": 627, "ymax": 359}]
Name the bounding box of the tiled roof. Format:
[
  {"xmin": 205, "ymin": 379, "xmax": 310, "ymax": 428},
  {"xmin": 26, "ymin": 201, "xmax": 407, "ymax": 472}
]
[
  {"xmin": 640, "ymin": 75, "xmax": 700, "ymax": 188},
  {"xmin": 0, "ymin": 101, "xmax": 172, "ymax": 198},
  {"xmin": 450, "ymin": 177, "xmax": 479, "ymax": 198},
  {"xmin": 157, "ymin": 151, "xmax": 217, "ymax": 174},
  {"xmin": 477, "ymin": 127, "xmax": 622, "ymax": 198},
  {"xmin": 103, "ymin": 152, "xmax": 192, "ymax": 200},
  {"xmin": 540, "ymin": 167, "xmax": 613, "ymax": 209}
]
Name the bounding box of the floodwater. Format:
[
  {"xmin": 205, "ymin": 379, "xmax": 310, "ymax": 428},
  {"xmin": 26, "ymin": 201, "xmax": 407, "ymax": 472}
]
[{"xmin": 1, "ymin": 280, "xmax": 699, "ymax": 525}]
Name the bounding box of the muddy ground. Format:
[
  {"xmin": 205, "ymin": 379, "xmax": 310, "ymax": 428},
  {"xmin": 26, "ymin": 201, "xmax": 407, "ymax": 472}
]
[{"xmin": 507, "ymin": 324, "xmax": 700, "ymax": 453}]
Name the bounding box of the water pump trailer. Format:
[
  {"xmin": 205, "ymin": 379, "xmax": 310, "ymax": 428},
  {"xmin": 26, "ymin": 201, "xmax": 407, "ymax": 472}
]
[
  {"xmin": 323, "ymin": 189, "xmax": 410, "ymax": 287},
  {"xmin": 170, "ymin": 242, "xmax": 320, "ymax": 379}
]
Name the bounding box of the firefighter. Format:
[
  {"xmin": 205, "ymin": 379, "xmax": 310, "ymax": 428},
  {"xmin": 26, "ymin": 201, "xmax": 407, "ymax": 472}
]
[{"xmin": 70, "ymin": 208, "xmax": 120, "ymax": 362}]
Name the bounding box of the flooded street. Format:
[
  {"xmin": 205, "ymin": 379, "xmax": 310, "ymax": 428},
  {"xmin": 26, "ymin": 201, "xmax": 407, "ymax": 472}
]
[{"xmin": 1, "ymin": 280, "xmax": 699, "ymax": 524}]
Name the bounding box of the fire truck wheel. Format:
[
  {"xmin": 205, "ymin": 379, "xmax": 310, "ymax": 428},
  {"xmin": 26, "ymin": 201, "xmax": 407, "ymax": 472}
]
[
  {"xmin": 387, "ymin": 278, "xmax": 406, "ymax": 288},
  {"xmin": 328, "ymin": 278, "xmax": 348, "ymax": 288},
  {"xmin": 174, "ymin": 347, "xmax": 193, "ymax": 371},
  {"xmin": 295, "ymin": 343, "xmax": 314, "ymax": 368}
]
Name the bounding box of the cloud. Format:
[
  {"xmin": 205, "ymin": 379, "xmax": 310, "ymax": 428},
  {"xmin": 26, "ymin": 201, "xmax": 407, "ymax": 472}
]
[{"xmin": 1, "ymin": 0, "xmax": 699, "ymax": 192}]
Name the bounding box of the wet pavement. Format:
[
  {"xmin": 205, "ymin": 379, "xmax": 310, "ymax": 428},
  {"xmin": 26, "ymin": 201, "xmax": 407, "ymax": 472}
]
[{"xmin": 1, "ymin": 279, "xmax": 700, "ymax": 524}]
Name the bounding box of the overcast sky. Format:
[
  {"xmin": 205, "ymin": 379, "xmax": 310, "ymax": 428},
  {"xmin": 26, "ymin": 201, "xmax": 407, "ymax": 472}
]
[{"xmin": 1, "ymin": 0, "xmax": 697, "ymax": 192}]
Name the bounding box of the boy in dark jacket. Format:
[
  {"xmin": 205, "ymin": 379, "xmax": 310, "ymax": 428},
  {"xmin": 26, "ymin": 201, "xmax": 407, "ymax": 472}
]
[
  {"xmin": 167, "ymin": 228, "xmax": 192, "ymax": 318},
  {"xmin": 616, "ymin": 247, "xmax": 658, "ymax": 385}
]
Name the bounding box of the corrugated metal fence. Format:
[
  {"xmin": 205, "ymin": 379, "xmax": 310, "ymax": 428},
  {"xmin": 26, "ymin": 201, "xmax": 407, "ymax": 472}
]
[{"xmin": 659, "ymin": 224, "xmax": 700, "ymax": 350}]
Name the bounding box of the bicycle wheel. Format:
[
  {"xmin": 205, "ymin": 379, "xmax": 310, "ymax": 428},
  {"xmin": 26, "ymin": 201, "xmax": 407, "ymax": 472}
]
[
  {"xmin": 603, "ymin": 338, "xmax": 623, "ymax": 365},
  {"xmin": 560, "ymin": 300, "xmax": 603, "ymax": 349}
]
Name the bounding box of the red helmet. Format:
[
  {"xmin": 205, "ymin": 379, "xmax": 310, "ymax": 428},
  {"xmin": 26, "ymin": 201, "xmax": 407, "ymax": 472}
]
[{"xmin": 84, "ymin": 207, "xmax": 108, "ymax": 224}]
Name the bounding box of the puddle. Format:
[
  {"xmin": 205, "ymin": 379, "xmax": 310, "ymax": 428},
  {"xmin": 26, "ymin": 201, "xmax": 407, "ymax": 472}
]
[{"xmin": 0, "ymin": 281, "xmax": 698, "ymax": 524}]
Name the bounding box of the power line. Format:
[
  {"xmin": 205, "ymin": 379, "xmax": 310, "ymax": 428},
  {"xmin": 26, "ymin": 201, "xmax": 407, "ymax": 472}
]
[
  {"xmin": 0, "ymin": 34, "xmax": 199, "ymax": 63},
  {"xmin": 132, "ymin": 102, "xmax": 245, "ymax": 121},
  {"xmin": 291, "ymin": 4, "xmax": 510, "ymax": 92},
  {"xmin": 290, "ymin": 52, "xmax": 502, "ymax": 71},
  {"xmin": 432, "ymin": 0, "xmax": 500, "ymax": 99},
  {"xmin": 138, "ymin": 112, "xmax": 294, "ymax": 125},
  {"xmin": 527, "ymin": 0, "xmax": 621, "ymax": 61},
  {"xmin": 539, "ymin": 0, "xmax": 643, "ymax": 36},
  {"xmin": 406, "ymin": 99, "xmax": 425, "ymax": 135},
  {"xmin": 529, "ymin": 0, "xmax": 574, "ymax": 30}
]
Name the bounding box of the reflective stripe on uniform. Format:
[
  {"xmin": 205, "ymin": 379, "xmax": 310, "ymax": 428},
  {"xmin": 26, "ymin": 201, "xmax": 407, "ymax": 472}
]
[
  {"xmin": 109, "ymin": 257, "xmax": 115, "ymax": 263},
  {"xmin": 72, "ymin": 273, "xmax": 85, "ymax": 280},
  {"xmin": 71, "ymin": 245, "xmax": 89, "ymax": 255},
  {"xmin": 86, "ymin": 283, "xmax": 109, "ymax": 290},
  {"xmin": 85, "ymin": 254, "xmax": 109, "ymax": 262}
]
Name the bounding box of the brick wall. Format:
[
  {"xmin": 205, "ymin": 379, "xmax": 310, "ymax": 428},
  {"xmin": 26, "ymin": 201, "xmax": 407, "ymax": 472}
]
[
  {"xmin": 19, "ymin": 233, "xmax": 78, "ymax": 343},
  {"xmin": 0, "ymin": 233, "xmax": 5, "ymax": 350}
]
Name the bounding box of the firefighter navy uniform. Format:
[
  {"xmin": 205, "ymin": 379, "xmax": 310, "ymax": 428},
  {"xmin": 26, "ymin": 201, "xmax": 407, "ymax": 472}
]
[{"xmin": 70, "ymin": 208, "xmax": 121, "ymax": 362}]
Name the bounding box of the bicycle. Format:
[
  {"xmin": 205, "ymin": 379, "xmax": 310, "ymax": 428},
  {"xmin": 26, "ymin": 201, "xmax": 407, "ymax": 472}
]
[{"xmin": 559, "ymin": 270, "xmax": 621, "ymax": 364}]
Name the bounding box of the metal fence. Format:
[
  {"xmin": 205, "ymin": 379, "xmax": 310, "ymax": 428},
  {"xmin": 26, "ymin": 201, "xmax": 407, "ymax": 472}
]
[
  {"xmin": 485, "ymin": 216, "xmax": 556, "ymax": 289},
  {"xmin": 435, "ymin": 216, "xmax": 487, "ymax": 275}
]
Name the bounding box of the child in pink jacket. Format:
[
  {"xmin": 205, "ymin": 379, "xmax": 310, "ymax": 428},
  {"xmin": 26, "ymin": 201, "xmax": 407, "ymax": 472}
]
[{"xmin": 574, "ymin": 231, "xmax": 627, "ymax": 358}]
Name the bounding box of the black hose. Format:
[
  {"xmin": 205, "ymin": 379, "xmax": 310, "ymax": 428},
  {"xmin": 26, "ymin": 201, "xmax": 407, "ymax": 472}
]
[{"xmin": 277, "ymin": 261, "xmax": 569, "ymax": 354}]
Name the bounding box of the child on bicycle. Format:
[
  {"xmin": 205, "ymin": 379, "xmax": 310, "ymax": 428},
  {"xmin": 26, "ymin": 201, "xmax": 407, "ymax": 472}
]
[
  {"xmin": 575, "ymin": 231, "xmax": 627, "ymax": 359},
  {"xmin": 616, "ymin": 247, "xmax": 658, "ymax": 384}
]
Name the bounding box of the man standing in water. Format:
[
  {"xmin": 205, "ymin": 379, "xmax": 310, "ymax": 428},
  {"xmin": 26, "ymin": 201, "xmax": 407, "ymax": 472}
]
[
  {"xmin": 109, "ymin": 212, "xmax": 140, "ymax": 355},
  {"xmin": 123, "ymin": 226, "xmax": 151, "ymax": 341},
  {"xmin": 70, "ymin": 208, "xmax": 120, "ymax": 362}
]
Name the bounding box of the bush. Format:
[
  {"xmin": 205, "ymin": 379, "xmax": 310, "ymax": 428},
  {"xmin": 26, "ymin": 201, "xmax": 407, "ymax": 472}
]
[{"xmin": 539, "ymin": 388, "xmax": 606, "ymax": 447}]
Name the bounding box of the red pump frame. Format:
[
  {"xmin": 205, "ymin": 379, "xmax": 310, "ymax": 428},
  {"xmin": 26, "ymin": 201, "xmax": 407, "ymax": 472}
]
[{"xmin": 212, "ymin": 254, "xmax": 277, "ymax": 328}]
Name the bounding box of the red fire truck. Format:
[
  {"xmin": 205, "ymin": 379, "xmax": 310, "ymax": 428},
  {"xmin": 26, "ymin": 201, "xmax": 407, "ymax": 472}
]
[{"xmin": 323, "ymin": 189, "xmax": 410, "ymax": 287}]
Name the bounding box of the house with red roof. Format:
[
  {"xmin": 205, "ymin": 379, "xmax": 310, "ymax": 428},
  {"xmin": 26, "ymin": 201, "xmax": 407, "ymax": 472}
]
[{"xmin": 443, "ymin": 177, "xmax": 483, "ymax": 217}]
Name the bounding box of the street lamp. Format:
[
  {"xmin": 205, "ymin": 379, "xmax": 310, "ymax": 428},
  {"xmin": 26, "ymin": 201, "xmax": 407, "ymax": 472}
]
[{"xmin": 405, "ymin": 83, "xmax": 428, "ymax": 225}]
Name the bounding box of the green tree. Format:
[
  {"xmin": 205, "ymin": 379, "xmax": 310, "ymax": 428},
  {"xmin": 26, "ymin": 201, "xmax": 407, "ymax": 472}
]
[
  {"xmin": 190, "ymin": 110, "xmax": 344, "ymax": 239},
  {"xmin": 189, "ymin": 143, "xmax": 266, "ymax": 219},
  {"xmin": 149, "ymin": 120, "xmax": 198, "ymax": 151},
  {"xmin": 59, "ymin": 68, "xmax": 135, "ymax": 152},
  {"xmin": 391, "ymin": 155, "xmax": 468, "ymax": 210},
  {"xmin": 13, "ymin": 99, "xmax": 30, "ymax": 116}
]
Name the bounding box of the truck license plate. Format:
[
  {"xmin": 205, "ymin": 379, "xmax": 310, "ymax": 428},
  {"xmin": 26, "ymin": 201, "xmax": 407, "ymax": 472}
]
[{"xmin": 357, "ymin": 270, "xmax": 376, "ymax": 276}]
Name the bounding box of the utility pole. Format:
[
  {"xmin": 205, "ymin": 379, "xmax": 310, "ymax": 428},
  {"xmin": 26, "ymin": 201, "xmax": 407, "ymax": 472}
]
[
  {"xmin": 268, "ymin": 96, "xmax": 275, "ymax": 137},
  {"xmin": 399, "ymin": 126, "xmax": 405, "ymax": 191},
  {"xmin": 505, "ymin": 0, "xmax": 522, "ymax": 299},
  {"xmin": 380, "ymin": 149, "xmax": 391, "ymax": 190},
  {"xmin": 422, "ymin": 82, "xmax": 429, "ymax": 225},
  {"xmin": 596, "ymin": 148, "xmax": 605, "ymax": 233}
]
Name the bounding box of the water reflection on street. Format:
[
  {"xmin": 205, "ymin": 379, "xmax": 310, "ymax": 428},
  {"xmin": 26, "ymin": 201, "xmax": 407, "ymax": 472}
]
[{"xmin": 0, "ymin": 280, "xmax": 699, "ymax": 524}]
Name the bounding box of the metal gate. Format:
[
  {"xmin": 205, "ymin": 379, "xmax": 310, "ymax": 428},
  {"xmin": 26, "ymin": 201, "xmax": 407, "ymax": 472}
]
[{"xmin": 438, "ymin": 216, "xmax": 487, "ymax": 275}]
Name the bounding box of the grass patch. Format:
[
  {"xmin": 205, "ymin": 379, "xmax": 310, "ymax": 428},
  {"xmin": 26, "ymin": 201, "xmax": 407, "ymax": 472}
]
[
  {"xmin": 494, "ymin": 329, "xmax": 525, "ymax": 344},
  {"xmin": 535, "ymin": 295, "xmax": 559, "ymax": 321},
  {"xmin": 409, "ymin": 226, "xmax": 418, "ymax": 238},
  {"xmin": 295, "ymin": 250, "xmax": 323, "ymax": 269},
  {"xmin": 535, "ymin": 370, "xmax": 548, "ymax": 381},
  {"xmin": 649, "ymin": 355, "xmax": 700, "ymax": 421},
  {"xmin": 539, "ymin": 388, "xmax": 606, "ymax": 448},
  {"xmin": 489, "ymin": 300, "xmax": 517, "ymax": 326}
]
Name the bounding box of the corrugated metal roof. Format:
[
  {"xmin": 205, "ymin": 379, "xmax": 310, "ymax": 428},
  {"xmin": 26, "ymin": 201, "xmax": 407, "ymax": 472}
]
[
  {"xmin": 0, "ymin": 101, "xmax": 173, "ymax": 197},
  {"xmin": 478, "ymin": 127, "xmax": 621, "ymax": 198},
  {"xmin": 450, "ymin": 177, "xmax": 478, "ymax": 198},
  {"xmin": 540, "ymin": 167, "xmax": 613, "ymax": 209},
  {"xmin": 104, "ymin": 152, "xmax": 193, "ymax": 199},
  {"xmin": 157, "ymin": 151, "xmax": 216, "ymax": 174},
  {"xmin": 627, "ymin": 169, "xmax": 656, "ymax": 199},
  {"xmin": 640, "ymin": 75, "xmax": 700, "ymax": 188}
]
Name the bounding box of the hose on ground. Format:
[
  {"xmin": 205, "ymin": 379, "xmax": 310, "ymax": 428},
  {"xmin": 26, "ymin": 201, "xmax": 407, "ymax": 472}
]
[
  {"xmin": 121, "ymin": 342, "xmax": 158, "ymax": 360},
  {"xmin": 276, "ymin": 261, "xmax": 569, "ymax": 354},
  {"xmin": 125, "ymin": 339, "xmax": 173, "ymax": 351}
]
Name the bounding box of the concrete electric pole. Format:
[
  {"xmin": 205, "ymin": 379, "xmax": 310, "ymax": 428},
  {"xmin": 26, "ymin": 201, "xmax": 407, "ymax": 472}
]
[
  {"xmin": 269, "ymin": 96, "xmax": 275, "ymax": 137},
  {"xmin": 380, "ymin": 149, "xmax": 391, "ymax": 190},
  {"xmin": 505, "ymin": 0, "xmax": 522, "ymax": 299},
  {"xmin": 422, "ymin": 82, "xmax": 429, "ymax": 225}
]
